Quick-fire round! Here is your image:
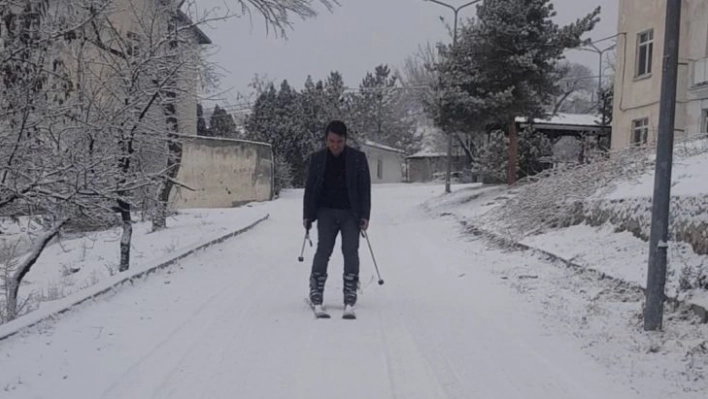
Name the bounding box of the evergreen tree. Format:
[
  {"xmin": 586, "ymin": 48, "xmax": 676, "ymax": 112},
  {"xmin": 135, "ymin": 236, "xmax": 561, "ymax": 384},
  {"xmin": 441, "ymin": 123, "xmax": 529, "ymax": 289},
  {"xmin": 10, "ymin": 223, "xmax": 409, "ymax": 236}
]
[
  {"xmin": 244, "ymin": 80, "xmax": 316, "ymax": 188},
  {"xmin": 209, "ymin": 104, "xmax": 238, "ymax": 138},
  {"xmin": 435, "ymin": 0, "xmax": 600, "ymax": 184},
  {"xmin": 349, "ymin": 64, "xmax": 421, "ymax": 153}
]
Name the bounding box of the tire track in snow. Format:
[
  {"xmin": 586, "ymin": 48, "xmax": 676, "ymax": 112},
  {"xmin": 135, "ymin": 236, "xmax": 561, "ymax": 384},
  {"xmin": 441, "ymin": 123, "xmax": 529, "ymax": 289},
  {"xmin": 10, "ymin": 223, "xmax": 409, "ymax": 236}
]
[
  {"xmin": 376, "ymin": 298, "xmax": 449, "ymax": 399},
  {"xmin": 99, "ymin": 225, "xmax": 277, "ymax": 398}
]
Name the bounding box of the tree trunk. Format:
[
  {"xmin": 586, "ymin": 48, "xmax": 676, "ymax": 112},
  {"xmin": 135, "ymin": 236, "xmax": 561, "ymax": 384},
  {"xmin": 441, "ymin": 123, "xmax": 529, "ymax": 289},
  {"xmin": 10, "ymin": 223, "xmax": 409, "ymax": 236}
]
[
  {"xmin": 507, "ymin": 117, "xmax": 518, "ymax": 185},
  {"xmin": 6, "ymin": 279, "xmax": 18, "ymax": 321},
  {"xmin": 152, "ymin": 99, "xmax": 182, "ymax": 232},
  {"xmin": 152, "ymin": 16, "xmax": 182, "ymax": 232},
  {"xmin": 118, "ymin": 200, "xmax": 132, "ymax": 272},
  {"xmin": 7, "ymin": 218, "xmax": 68, "ymax": 320},
  {"xmin": 454, "ymin": 134, "xmax": 475, "ymax": 164}
]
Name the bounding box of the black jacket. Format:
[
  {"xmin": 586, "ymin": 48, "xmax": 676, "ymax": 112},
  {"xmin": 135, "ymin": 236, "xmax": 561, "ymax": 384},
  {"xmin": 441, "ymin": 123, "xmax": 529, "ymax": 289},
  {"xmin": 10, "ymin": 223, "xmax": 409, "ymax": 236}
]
[{"xmin": 303, "ymin": 146, "xmax": 371, "ymax": 222}]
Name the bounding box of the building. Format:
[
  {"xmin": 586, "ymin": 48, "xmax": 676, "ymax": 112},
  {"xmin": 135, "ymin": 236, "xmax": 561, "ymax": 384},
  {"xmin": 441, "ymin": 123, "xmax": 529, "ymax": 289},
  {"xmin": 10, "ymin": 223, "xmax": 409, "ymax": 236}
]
[
  {"xmin": 356, "ymin": 140, "xmax": 406, "ymax": 184},
  {"xmin": 612, "ymin": 0, "xmax": 708, "ymax": 150},
  {"xmin": 405, "ymin": 150, "xmax": 467, "ymax": 183},
  {"xmin": 516, "ymin": 113, "xmax": 603, "ymax": 139},
  {"xmin": 68, "ymin": 1, "xmax": 274, "ymax": 208}
]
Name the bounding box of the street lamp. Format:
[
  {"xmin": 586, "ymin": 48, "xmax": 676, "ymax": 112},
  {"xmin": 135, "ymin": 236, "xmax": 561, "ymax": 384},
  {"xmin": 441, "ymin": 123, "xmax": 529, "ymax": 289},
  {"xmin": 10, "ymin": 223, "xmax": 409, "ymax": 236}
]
[
  {"xmin": 424, "ymin": 0, "xmax": 483, "ymax": 194},
  {"xmin": 575, "ymin": 36, "xmax": 618, "ymax": 146}
]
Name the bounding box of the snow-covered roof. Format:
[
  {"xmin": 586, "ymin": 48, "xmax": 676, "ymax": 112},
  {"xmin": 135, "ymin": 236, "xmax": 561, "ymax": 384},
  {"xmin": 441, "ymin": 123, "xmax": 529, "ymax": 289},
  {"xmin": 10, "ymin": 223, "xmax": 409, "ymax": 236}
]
[
  {"xmin": 407, "ymin": 149, "xmax": 447, "ymax": 158},
  {"xmin": 516, "ymin": 113, "xmax": 601, "ymax": 128},
  {"xmin": 361, "ymin": 140, "xmax": 406, "ymax": 154}
]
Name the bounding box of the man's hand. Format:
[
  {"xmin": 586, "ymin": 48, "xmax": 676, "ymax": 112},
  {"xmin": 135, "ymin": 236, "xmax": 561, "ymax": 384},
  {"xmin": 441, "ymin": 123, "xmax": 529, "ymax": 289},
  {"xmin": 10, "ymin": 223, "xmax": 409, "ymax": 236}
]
[
  {"xmin": 303, "ymin": 219, "xmax": 312, "ymax": 231},
  {"xmin": 360, "ymin": 219, "xmax": 369, "ymax": 231}
]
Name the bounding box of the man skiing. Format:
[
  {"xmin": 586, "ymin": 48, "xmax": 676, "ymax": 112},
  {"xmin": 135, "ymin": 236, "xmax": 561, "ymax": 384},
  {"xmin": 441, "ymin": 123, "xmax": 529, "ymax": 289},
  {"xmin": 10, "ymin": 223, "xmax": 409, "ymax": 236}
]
[{"xmin": 303, "ymin": 120, "xmax": 371, "ymax": 319}]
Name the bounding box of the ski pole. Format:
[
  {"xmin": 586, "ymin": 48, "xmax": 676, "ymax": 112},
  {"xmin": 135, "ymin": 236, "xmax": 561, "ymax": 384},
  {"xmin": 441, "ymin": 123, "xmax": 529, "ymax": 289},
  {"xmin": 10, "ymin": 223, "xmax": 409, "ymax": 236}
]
[
  {"xmin": 362, "ymin": 230, "xmax": 384, "ymax": 285},
  {"xmin": 298, "ymin": 230, "xmax": 312, "ymax": 262}
]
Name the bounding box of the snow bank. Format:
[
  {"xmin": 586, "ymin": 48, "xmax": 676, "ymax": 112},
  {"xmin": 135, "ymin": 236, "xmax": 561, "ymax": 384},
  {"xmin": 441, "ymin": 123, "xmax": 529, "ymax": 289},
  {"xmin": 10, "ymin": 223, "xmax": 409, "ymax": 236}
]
[
  {"xmin": 424, "ymin": 138, "xmax": 708, "ymax": 316},
  {"xmin": 1, "ymin": 203, "xmax": 271, "ymax": 325}
]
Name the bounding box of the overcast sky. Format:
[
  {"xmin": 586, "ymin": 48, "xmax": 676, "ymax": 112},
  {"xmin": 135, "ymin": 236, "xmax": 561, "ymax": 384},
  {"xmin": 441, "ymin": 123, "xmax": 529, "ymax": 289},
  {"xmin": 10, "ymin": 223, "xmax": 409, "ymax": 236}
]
[{"xmin": 196, "ymin": 0, "xmax": 618, "ymax": 107}]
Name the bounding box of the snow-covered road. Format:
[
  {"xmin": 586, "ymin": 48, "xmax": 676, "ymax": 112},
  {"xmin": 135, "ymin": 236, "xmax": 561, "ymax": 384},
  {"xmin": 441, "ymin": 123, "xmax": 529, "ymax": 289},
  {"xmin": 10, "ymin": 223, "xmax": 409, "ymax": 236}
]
[{"xmin": 1, "ymin": 184, "xmax": 643, "ymax": 398}]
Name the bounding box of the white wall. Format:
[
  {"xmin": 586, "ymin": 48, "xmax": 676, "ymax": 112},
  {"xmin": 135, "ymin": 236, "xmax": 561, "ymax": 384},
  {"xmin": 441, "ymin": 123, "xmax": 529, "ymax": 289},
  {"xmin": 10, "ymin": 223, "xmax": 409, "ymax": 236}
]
[{"xmin": 359, "ymin": 144, "xmax": 405, "ymax": 184}]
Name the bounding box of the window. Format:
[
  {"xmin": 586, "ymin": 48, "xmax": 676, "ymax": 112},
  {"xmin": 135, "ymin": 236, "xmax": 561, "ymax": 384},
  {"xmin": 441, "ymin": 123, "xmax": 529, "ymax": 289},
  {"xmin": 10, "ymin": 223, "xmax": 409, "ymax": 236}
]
[
  {"xmin": 636, "ymin": 30, "xmax": 654, "ymax": 77},
  {"xmin": 632, "ymin": 118, "xmax": 649, "ymax": 146},
  {"xmin": 377, "ymin": 159, "xmax": 383, "ymax": 179},
  {"xmin": 694, "ymin": 58, "xmax": 708, "ymax": 86},
  {"xmin": 702, "ymin": 109, "xmax": 708, "ymax": 133}
]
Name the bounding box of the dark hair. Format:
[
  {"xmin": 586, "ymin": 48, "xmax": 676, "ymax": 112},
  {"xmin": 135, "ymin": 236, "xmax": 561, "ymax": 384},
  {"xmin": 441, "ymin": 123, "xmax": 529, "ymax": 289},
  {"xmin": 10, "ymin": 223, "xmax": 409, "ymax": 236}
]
[{"xmin": 325, "ymin": 120, "xmax": 347, "ymax": 139}]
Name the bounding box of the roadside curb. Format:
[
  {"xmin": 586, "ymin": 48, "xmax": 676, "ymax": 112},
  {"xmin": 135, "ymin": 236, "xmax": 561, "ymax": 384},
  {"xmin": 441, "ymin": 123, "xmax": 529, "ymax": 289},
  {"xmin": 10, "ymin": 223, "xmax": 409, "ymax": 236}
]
[
  {"xmin": 0, "ymin": 213, "xmax": 270, "ymax": 342},
  {"xmin": 451, "ymin": 216, "xmax": 708, "ymax": 324}
]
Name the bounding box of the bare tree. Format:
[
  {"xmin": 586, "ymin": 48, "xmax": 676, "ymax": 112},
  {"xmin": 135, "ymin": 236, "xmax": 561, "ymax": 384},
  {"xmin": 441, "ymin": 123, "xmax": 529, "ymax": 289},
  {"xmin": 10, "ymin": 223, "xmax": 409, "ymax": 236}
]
[
  {"xmin": 0, "ymin": 0, "xmax": 337, "ymax": 321},
  {"xmin": 553, "ymin": 61, "xmax": 596, "ymax": 114},
  {"xmin": 0, "ymin": 0, "xmax": 119, "ymax": 321},
  {"xmin": 226, "ymin": 0, "xmax": 338, "ymax": 37}
]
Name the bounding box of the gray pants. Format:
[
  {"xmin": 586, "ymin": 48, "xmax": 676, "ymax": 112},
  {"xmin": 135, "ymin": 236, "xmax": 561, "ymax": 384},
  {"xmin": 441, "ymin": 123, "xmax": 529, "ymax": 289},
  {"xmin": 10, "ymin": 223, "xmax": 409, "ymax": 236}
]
[{"xmin": 309, "ymin": 208, "xmax": 360, "ymax": 306}]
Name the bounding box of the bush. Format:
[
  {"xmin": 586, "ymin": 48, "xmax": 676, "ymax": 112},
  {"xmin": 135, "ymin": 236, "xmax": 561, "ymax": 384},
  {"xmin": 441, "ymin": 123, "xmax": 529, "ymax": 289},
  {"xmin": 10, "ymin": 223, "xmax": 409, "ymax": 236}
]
[
  {"xmin": 274, "ymin": 154, "xmax": 294, "ymax": 195},
  {"xmin": 472, "ymin": 128, "xmax": 554, "ymax": 183}
]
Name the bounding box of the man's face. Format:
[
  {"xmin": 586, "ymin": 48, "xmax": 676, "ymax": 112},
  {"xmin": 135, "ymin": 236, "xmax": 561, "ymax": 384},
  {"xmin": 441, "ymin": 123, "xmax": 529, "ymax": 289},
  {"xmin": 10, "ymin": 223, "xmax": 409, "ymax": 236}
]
[{"xmin": 326, "ymin": 132, "xmax": 346, "ymax": 156}]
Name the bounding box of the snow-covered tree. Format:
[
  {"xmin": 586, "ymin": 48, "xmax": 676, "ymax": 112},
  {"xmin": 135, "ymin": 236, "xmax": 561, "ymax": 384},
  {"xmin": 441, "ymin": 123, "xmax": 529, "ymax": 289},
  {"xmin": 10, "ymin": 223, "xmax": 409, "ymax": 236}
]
[
  {"xmin": 244, "ymin": 79, "xmax": 317, "ymax": 188},
  {"xmin": 434, "ymin": 0, "xmax": 600, "ymax": 184},
  {"xmin": 397, "ymin": 42, "xmax": 439, "ymax": 122},
  {"xmin": 347, "ymin": 64, "xmax": 421, "ymax": 154},
  {"xmin": 0, "ymin": 0, "xmax": 341, "ymax": 321},
  {"xmin": 0, "ymin": 0, "xmax": 218, "ymax": 321},
  {"xmin": 473, "ymin": 128, "xmax": 553, "ymax": 183},
  {"xmin": 226, "ymin": 0, "xmax": 338, "ymax": 37},
  {"xmin": 553, "ymin": 61, "xmax": 596, "ymax": 114}
]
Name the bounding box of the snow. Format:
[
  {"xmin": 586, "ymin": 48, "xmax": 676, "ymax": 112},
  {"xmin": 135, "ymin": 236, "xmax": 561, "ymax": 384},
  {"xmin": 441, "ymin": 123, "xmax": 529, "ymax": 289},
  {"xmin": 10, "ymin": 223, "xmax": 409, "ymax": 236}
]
[
  {"xmin": 0, "ymin": 183, "xmax": 706, "ymax": 397},
  {"xmin": 605, "ymin": 148, "xmax": 708, "ymax": 199},
  {"xmin": 3, "ymin": 203, "xmax": 270, "ymax": 321},
  {"xmin": 362, "ymin": 139, "xmax": 405, "ymax": 153},
  {"xmin": 515, "ymin": 112, "xmax": 601, "ymax": 127},
  {"xmin": 408, "ymin": 148, "xmax": 447, "ymax": 158},
  {"xmin": 520, "ymin": 223, "xmax": 708, "ymax": 307}
]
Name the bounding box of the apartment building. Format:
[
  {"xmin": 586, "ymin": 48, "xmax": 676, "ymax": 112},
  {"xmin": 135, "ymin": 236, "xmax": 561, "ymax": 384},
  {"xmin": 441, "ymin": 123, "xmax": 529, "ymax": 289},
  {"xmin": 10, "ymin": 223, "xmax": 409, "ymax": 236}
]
[{"xmin": 612, "ymin": 0, "xmax": 708, "ymax": 149}]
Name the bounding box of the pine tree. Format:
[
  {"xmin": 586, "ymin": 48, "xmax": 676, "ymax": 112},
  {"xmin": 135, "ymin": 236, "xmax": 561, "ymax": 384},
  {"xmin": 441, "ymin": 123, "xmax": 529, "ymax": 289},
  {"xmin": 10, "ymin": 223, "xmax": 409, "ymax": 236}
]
[
  {"xmin": 244, "ymin": 80, "xmax": 317, "ymax": 188},
  {"xmin": 349, "ymin": 64, "xmax": 421, "ymax": 153},
  {"xmin": 209, "ymin": 105, "xmax": 238, "ymax": 138},
  {"xmin": 436, "ymin": 0, "xmax": 600, "ymax": 184}
]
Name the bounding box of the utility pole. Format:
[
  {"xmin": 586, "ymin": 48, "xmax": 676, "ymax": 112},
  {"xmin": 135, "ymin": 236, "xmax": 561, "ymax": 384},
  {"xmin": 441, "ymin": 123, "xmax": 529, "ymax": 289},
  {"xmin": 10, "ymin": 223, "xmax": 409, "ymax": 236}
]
[
  {"xmin": 644, "ymin": 0, "xmax": 682, "ymax": 332},
  {"xmin": 424, "ymin": 0, "xmax": 482, "ymax": 193}
]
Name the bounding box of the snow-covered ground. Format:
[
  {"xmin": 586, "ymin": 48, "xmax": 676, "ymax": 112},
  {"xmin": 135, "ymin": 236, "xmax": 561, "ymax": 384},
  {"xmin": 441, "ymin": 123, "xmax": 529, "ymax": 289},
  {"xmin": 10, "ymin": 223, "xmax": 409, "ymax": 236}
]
[
  {"xmin": 603, "ymin": 140, "xmax": 708, "ymax": 199},
  {"xmin": 1, "ymin": 203, "xmax": 270, "ymax": 322},
  {"xmin": 1, "ymin": 183, "xmax": 706, "ymax": 398},
  {"xmin": 435, "ymin": 145, "xmax": 708, "ymax": 310}
]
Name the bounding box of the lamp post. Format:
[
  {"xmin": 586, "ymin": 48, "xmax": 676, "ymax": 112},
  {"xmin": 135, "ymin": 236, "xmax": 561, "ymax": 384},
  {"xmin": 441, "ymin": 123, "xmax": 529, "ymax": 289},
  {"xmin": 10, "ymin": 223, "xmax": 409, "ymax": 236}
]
[
  {"xmin": 576, "ymin": 36, "xmax": 618, "ymax": 146},
  {"xmin": 424, "ymin": 0, "xmax": 482, "ymax": 193}
]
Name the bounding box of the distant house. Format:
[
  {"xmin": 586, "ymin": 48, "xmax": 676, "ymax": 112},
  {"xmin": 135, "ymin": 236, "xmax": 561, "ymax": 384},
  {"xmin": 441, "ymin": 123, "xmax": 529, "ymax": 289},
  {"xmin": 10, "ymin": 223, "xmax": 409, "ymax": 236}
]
[
  {"xmin": 405, "ymin": 150, "xmax": 467, "ymax": 183},
  {"xmin": 356, "ymin": 140, "xmax": 406, "ymax": 184}
]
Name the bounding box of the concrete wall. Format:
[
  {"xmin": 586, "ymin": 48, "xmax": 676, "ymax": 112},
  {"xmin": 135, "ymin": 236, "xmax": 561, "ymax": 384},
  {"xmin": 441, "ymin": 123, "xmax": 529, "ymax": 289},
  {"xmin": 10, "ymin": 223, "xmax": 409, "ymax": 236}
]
[
  {"xmin": 170, "ymin": 137, "xmax": 273, "ymax": 209},
  {"xmin": 613, "ymin": 0, "xmax": 708, "ymax": 150},
  {"xmin": 358, "ymin": 143, "xmax": 405, "ymax": 184}
]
